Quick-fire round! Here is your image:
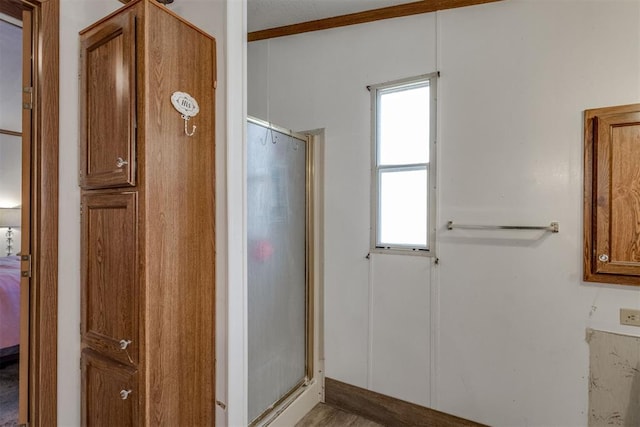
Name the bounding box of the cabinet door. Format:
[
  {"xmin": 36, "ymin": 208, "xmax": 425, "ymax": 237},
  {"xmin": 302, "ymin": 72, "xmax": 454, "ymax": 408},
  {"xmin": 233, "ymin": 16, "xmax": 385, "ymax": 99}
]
[
  {"xmin": 81, "ymin": 349, "xmax": 138, "ymax": 427},
  {"xmin": 80, "ymin": 9, "xmax": 136, "ymax": 189},
  {"xmin": 81, "ymin": 192, "xmax": 139, "ymax": 364},
  {"xmin": 584, "ymin": 104, "xmax": 640, "ymax": 285}
]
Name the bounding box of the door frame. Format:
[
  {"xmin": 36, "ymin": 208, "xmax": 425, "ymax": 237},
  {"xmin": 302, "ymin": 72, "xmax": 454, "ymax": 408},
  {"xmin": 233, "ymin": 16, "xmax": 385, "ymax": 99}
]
[{"xmin": 22, "ymin": 0, "xmax": 58, "ymax": 424}]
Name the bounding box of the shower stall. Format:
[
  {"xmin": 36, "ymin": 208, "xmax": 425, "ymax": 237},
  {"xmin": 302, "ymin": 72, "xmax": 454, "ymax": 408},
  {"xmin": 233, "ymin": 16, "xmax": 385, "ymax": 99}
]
[{"xmin": 247, "ymin": 117, "xmax": 315, "ymax": 425}]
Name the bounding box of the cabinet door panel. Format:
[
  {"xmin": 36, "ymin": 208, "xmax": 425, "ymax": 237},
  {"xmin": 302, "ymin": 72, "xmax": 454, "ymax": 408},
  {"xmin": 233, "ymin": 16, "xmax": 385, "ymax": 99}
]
[
  {"xmin": 80, "ymin": 10, "xmax": 136, "ymax": 189},
  {"xmin": 81, "ymin": 192, "xmax": 138, "ymax": 364},
  {"xmin": 585, "ymin": 104, "xmax": 640, "ymax": 286},
  {"xmin": 595, "ymin": 112, "xmax": 640, "ymax": 276},
  {"xmin": 82, "ymin": 349, "xmax": 138, "ymax": 427}
]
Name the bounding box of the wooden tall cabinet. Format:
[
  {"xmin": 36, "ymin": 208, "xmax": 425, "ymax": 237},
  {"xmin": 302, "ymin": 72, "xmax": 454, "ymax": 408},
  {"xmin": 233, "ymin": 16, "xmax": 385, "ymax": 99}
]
[
  {"xmin": 79, "ymin": 1, "xmax": 216, "ymax": 424},
  {"xmin": 584, "ymin": 103, "xmax": 640, "ymax": 286}
]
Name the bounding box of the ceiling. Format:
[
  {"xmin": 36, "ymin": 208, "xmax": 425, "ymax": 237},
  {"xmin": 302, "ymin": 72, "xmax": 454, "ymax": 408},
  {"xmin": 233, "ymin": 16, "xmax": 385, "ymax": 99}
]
[{"xmin": 247, "ymin": 0, "xmax": 418, "ymax": 33}]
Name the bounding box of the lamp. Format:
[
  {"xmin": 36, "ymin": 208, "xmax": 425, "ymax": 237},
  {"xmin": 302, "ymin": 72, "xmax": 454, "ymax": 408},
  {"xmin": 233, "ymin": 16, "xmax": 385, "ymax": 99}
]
[{"xmin": 0, "ymin": 208, "xmax": 21, "ymax": 256}]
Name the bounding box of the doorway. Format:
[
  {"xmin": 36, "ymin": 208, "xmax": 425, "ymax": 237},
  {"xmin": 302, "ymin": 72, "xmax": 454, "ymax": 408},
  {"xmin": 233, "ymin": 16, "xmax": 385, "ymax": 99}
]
[
  {"xmin": 0, "ymin": 9, "xmax": 23, "ymax": 425},
  {"xmin": 0, "ymin": 0, "xmax": 58, "ymax": 424}
]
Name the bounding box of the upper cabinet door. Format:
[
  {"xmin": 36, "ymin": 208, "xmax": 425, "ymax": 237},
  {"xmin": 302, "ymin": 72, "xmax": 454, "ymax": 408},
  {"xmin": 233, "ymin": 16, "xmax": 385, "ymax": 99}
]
[
  {"xmin": 584, "ymin": 104, "xmax": 640, "ymax": 286},
  {"xmin": 80, "ymin": 10, "xmax": 137, "ymax": 189}
]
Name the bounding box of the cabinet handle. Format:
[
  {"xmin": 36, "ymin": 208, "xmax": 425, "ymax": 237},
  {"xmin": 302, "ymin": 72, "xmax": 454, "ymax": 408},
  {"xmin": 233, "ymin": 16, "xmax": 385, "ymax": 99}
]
[
  {"xmin": 120, "ymin": 389, "xmax": 132, "ymax": 400},
  {"xmin": 119, "ymin": 339, "xmax": 132, "ymax": 350},
  {"xmin": 599, "ymin": 254, "xmax": 609, "ymax": 262},
  {"xmin": 116, "ymin": 157, "xmax": 129, "ymax": 168}
]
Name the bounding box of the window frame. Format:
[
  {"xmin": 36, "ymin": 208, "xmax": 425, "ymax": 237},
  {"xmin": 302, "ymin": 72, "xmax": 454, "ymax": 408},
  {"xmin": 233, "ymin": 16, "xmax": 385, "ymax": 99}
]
[{"xmin": 370, "ymin": 73, "xmax": 437, "ymax": 256}]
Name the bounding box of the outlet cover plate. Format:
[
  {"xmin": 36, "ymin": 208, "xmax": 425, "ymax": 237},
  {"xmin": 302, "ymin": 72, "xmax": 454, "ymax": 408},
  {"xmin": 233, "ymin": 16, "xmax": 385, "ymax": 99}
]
[{"xmin": 620, "ymin": 308, "xmax": 640, "ymax": 327}]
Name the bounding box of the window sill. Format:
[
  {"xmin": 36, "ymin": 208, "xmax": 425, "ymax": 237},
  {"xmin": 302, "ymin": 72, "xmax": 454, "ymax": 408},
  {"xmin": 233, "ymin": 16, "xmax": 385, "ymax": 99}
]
[{"xmin": 369, "ymin": 247, "xmax": 434, "ymax": 257}]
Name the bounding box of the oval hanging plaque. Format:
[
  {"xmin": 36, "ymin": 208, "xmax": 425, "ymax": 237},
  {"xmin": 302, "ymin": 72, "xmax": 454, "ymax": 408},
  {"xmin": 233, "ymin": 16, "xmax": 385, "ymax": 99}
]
[{"xmin": 171, "ymin": 91, "xmax": 200, "ymax": 118}]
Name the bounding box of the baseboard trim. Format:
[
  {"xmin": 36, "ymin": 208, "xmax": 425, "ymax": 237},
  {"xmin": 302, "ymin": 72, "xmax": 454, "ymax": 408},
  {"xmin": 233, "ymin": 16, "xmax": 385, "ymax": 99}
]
[{"xmin": 325, "ymin": 377, "xmax": 487, "ymax": 427}]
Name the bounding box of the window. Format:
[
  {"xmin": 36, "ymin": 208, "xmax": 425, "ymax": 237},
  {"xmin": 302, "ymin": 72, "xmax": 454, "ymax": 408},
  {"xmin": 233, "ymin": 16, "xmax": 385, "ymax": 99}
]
[{"xmin": 371, "ymin": 73, "xmax": 437, "ymax": 254}]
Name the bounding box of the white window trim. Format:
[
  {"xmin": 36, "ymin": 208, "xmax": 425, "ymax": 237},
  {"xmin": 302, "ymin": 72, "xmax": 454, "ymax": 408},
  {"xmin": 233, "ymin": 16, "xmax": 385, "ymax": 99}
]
[{"xmin": 369, "ymin": 73, "xmax": 438, "ymax": 257}]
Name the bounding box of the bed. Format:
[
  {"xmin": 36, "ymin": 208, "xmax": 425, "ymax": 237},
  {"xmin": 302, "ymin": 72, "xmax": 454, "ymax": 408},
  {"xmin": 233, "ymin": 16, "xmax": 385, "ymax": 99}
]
[{"xmin": 0, "ymin": 255, "xmax": 20, "ymax": 363}]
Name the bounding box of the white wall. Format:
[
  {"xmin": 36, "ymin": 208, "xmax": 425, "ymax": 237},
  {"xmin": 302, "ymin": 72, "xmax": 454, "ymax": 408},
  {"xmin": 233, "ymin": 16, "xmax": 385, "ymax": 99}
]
[
  {"xmin": 249, "ymin": 14, "xmax": 437, "ymax": 408},
  {"xmin": 58, "ymin": 1, "xmax": 227, "ymax": 425},
  {"xmin": 247, "ymin": 1, "xmax": 640, "ymax": 425},
  {"xmin": 437, "ymin": 1, "xmax": 640, "ymax": 425}
]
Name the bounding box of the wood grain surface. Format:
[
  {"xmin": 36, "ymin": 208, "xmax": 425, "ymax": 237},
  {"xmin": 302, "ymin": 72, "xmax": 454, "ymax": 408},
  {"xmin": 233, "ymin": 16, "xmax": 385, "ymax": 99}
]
[
  {"xmin": 584, "ymin": 104, "xmax": 640, "ymax": 286},
  {"xmin": 28, "ymin": 0, "xmax": 59, "ymax": 424},
  {"xmin": 248, "ymin": 0, "xmax": 503, "ymax": 42},
  {"xmin": 18, "ymin": 8, "xmax": 32, "ymax": 423},
  {"xmin": 81, "ymin": 192, "xmax": 139, "ymax": 366},
  {"xmin": 80, "ymin": 1, "xmax": 216, "ymax": 424},
  {"xmin": 80, "ymin": 9, "xmax": 136, "ymax": 189},
  {"xmin": 144, "ymin": 3, "xmax": 216, "ymax": 424},
  {"xmin": 325, "ymin": 378, "xmax": 487, "ymax": 427},
  {"xmin": 0, "ymin": 0, "xmax": 22, "ymax": 20},
  {"xmin": 601, "ymin": 114, "xmax": 640, "ymax": 272},
  {"xmin": 81, "ymin": 349, "xmax": 139, "ymax": 426},
  {"xmin": 296, "ymin": 403, "xmax": 383, "ymax": 427}
]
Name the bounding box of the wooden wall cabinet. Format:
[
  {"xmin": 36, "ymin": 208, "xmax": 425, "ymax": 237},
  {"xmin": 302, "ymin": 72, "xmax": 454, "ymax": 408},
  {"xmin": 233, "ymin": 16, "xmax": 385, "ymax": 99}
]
[
  {"xmin": 584, "ymin": 103, "xmax": 640, "ymax": 286},
  {"xmin": 79, "ymin": 11, "xmax": 136, "ymax": 189},
  {"xmin": 79, "ymin": 1, "xmax": 216, "ymax": 424}
]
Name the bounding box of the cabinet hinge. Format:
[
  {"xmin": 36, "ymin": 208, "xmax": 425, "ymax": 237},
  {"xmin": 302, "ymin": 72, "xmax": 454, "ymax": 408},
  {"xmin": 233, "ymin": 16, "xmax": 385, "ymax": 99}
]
[
  {"xmin": 23, "ymin": 86, "xmax": 33, "ymax": 110},
  {"xmin": 21, "ymin": 254, "xmax": 32, "ymax": 278}
]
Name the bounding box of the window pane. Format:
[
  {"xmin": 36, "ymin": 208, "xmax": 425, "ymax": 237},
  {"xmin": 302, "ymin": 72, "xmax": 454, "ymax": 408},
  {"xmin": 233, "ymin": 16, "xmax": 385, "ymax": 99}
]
[
  {"xmin": 379, "ymin": 169, "xmax": 427, "ymax": 247},
  {"xmin": 379, "ymin": 85, "xmax": 429, "ymax": 165}
]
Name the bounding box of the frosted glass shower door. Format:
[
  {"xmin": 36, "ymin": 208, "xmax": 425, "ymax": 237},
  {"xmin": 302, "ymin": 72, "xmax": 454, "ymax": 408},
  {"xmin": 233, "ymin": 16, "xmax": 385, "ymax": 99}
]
[{"xmin": 247, "ymin": 118, "xmax": 309, "ymax": 424}]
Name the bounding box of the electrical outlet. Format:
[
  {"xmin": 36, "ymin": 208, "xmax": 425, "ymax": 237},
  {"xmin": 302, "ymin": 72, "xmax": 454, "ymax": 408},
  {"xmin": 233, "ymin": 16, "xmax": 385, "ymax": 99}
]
[{"xmin": 620, "ymin": 308, "xmax": 640, "ymax": 327}]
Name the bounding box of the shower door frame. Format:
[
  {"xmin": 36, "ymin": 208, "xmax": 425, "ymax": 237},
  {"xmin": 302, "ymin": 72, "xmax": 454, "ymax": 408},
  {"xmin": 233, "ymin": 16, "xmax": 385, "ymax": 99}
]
[{"xmin": 247, "ymin": 116, "xmax": 316, "ymax": 426}]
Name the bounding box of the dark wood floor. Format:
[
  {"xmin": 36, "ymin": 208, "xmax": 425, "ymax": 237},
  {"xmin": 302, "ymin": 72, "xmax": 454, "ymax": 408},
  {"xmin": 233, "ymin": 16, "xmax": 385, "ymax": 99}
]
[{"xmin": 296, "ymin": 403, "xmax": 384, "ymax": 427}]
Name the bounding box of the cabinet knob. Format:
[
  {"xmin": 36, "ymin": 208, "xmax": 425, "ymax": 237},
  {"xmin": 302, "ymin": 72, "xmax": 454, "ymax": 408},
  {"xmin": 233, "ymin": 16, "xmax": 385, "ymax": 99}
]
[
  {"xmin": 116, "ymin": 157, "xmax": 129, "ymax": 168},
  {"xmin": 119, "ymin": 339, "xmax": 132, "ymax": 350},
  {"xmin": 599, "ymin": 254, "xmax": 609, "ymax": 262},
  {"xmin": 120, "ymin": 389, "xmax": 132, "ymax": 400}
]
